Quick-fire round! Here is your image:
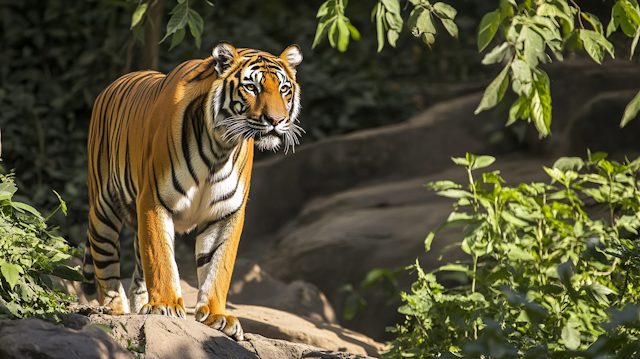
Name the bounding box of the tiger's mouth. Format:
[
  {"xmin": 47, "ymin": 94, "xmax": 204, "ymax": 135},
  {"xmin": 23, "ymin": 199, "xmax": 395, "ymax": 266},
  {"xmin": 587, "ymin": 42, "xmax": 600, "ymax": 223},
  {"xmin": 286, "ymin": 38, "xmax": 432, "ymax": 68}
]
[{"xmin": 217, "ymin": 115, "xmax": 304, "ymax": 154}]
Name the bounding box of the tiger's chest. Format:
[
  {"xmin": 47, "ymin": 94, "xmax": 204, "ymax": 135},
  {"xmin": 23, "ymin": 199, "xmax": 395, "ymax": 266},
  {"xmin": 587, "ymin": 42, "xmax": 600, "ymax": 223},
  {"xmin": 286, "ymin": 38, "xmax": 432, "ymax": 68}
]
[{"xmin": 155, "ymin": 145, "xmax": 250, "ymax": 234}]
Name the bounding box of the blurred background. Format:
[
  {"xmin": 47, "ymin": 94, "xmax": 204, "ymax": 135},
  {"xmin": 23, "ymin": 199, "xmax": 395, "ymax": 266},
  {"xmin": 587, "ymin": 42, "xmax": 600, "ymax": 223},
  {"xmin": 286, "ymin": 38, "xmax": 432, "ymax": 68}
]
[{"xmin": 3, "ymin": 0, "xmax": 640, "ymax": 342}]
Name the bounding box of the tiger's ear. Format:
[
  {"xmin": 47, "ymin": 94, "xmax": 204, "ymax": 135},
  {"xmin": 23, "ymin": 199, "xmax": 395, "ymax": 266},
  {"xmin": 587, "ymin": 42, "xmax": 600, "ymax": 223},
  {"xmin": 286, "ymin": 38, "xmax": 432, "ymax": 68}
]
[
  {"xmin": 212, "ymin": 41, "xmax": 238, "ymax": 75},
  {"xmin": 279, "ymin": 45, "xmax": 303, "ymax": 76}
]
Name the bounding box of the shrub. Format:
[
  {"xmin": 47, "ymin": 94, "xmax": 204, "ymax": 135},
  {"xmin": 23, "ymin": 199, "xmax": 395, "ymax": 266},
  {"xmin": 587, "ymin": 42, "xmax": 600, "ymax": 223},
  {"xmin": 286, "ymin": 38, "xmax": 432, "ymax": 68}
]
[
  {"xmin": 0, "ymin": 171, "xmax": 84, "ymax": 322},
  {"xmin": 385, "ymin": 153, "xmax": 640, "ymax": 358}
]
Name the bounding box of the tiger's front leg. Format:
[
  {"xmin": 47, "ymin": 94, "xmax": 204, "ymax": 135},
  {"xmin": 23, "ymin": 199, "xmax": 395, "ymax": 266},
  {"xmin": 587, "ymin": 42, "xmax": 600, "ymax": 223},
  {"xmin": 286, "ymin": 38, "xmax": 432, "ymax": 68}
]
[
  {"xmin": 193, "ymin": 210, "xmax": 246, "ymax": 341},
  {"xmin": 136, "ymin": 190, "xmax": 186, "ymax": 319}
]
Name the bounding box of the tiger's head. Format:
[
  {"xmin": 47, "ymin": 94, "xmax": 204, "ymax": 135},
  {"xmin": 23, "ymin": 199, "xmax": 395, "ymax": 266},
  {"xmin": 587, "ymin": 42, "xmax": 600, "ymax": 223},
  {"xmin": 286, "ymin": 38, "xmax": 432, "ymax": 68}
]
[{"xmin": 209, "ymin": 41, "xmax": 303, "ymax": 153}]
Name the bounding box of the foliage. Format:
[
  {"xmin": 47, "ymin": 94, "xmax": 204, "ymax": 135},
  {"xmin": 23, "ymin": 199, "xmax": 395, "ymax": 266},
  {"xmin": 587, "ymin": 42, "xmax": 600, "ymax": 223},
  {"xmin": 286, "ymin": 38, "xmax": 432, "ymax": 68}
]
[
  {"xmin": 385, "ymin": 153, "xmax": 640, "ymax": 358},
  {"xmin": 312, "ymin": 0, "xmax": 640, "ymax": 137},
  {"xmin": 0, "ymin": 171, "xmax": 84, "ymax": 322}
]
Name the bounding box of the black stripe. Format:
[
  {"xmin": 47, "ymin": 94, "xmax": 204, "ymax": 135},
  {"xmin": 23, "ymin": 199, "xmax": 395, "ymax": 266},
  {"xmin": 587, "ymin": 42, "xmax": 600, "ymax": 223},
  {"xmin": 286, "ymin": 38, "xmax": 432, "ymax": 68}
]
[
  {"xmin": 196, "ymin": 240, "xmax": 225, "ymax": 267},
  {"xmin": 153, "ymin": 163, "xmax": 174, "ymax": 214},
  {"xmin": 195, "ymin": 204, "xmax": 242, "ymax": 237},
  {"xmin": 168, "ymin": 137, "xmax": 187, "ymax": 196},
  {"xmin": 93, "ymin": 259, "xmax": 120, "ymax": 270},
  {"xmin": 181, "ymin": 102, "xmax": 200, "ymax": 186}
]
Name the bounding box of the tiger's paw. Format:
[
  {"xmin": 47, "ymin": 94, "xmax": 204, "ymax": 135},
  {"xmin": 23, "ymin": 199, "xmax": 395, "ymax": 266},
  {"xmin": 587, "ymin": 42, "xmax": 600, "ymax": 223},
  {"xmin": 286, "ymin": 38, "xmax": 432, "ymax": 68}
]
[
  {"xmin": 139, "ymin": 297, "xmax": 186, "ymax": 319},
  {"xmin": 195, "ymin": 306, "xmax": 244, "ymax": 341}
]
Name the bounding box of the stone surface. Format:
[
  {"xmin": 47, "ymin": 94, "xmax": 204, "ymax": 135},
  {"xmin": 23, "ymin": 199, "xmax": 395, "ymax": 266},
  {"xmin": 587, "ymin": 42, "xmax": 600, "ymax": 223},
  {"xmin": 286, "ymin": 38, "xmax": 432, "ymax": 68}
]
[
  {"xmin": 88, "ymin": 314, "xmax": 378, "ymax": 359},
  {"xmin": 0, "ymin": 317, "xmax": 134, "ymax": 359},
  {"xmin": 64, "ymin": 266, "xmax": 382, "ymax": 356},
  {"xmin": 228, "ymin": 259, "xmax": 338, "ymax": 325}
]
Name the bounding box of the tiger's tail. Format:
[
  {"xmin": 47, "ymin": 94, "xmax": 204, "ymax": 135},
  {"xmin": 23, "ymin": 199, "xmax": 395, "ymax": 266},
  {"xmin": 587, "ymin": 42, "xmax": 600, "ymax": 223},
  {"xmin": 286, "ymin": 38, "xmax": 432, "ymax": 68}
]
[{"xmin": 81, "ymin": 233, "xmax": 97, "ymax": 299}]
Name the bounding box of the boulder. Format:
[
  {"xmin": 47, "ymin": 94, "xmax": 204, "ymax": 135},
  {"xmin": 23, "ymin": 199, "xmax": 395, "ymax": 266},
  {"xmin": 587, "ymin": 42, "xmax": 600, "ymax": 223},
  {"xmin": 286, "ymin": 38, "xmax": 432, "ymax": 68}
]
[
  {"xmin": 88, "ymin": 313, "xmax": 378, "ymax": 359},
  {"xmin": 0, "ymin": 316, "xmax": 134, "ymax": 359},
  {"xmin": 63, "ymin": 267, "xmax": 382, "ymax": 356},
  {"xmin": 228, "ymin": 259, "xmax": 338, "ymax": 325},
  {"xmin": 261, "ymin": 156, "xmax": 552, "ymax": 340}
]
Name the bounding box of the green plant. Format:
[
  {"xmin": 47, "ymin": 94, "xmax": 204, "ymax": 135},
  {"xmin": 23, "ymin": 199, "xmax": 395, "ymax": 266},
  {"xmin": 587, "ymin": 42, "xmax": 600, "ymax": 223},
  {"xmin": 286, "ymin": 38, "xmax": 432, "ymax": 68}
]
[
  {"xmin": 0, "ymin": 171, "xmax": 84, "ymax": 322},
  {"xmin": 385, "ymin": 153, "xmax": 640, "ymax": 358}
]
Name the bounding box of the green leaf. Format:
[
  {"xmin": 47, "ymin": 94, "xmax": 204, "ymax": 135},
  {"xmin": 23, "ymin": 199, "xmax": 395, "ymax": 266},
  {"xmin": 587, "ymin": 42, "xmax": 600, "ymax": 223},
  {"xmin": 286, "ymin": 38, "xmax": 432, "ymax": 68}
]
[
  {"xmin": 561, "ymin": 323, "xmax": 581, "ymax": 350},
  {"xmin": 621, "ymin": 90, "xmax": 640, "ymax": 127},
  {"xmin": 387, "ymin": 29, "xmax": 399, "ymax": 48},
  {"xmin": 481, "ymin": 42, "xmax": 509, "ymax": 65},
  {"xmin": 337, "ymin": 16, "xmax": 350, "ymax": 52},
  {"xmin": 553, "ymin": 157, "xmax": 584, "ymax": 172},
  {"xmin": 328, "ymin": 20, "xmax": 338, "ymax": 48},
  {"xmin": 168, "ymin": 27, "xmax": 185, "ymax": 51},
  {"xmin": 436, "ymin": 189, "xmax": 473, "ymax": 199},
  {"xmin": 451, "ymin": 157, "xmax": 470, "ymax": 166},
  {"xmin": 425, "ymin": 232, "xmax": 435, "ymax": 251},
  {"xmin": 471, "ymin": 155, "xmax": 495, "ymax": 170},
  {"xmin": 587, "ymin": 282, "xmax": 616, "ymax": 305},
  {"xmin": 440, "ymin": 19, "xmax": 458, "ymax": 38},
  {"xmin": 582, "ymin": 12, "xmax": 604, "ymax": 34},
  {"xmin": 11, "ymin": 202, "xmax": 42, "ymax": 217},
  {"xmin": 501, "ymin": 211, "xmax": 529, "ymax": 227},
  {"xmin": 316, "ymin": 1, "xmax": 330, "ymax": 17},
  {"xmin": 312, "ymin": 14, "xmax": 334, "ymax": 48},
  {"xmin": 580, "ymin": 29, "xmax": 615, "ymax": 64},
  {"xmin": 376, "ymin": 5, "xmax": 385, "ymax": 52},
  {"xmin": 1, "ymin": 263, "xmax": 23, "ymax": 290},
  {"xmin": 537, "ymin": 2, "xmax": 574, "ymax": 31},
  {"xmin": 631, "ymin": 26, "xmax": 640, "ymax": 59},
  {"xmin": 507, "ymin": 95, "xmax": 528, "ymax": 126},
  {"xmin": 433, "ymin": 2, "xmax": 457, "ymax": 19},
  {"xmin": 438, "ymin": 263, "xmax": 470, "ymax": 273},
  {"xmin": 474, "ymin": 61, "xmax": 510, "ymax": 114},
  {"xmin": 478, "ymin": 9, "xmax": 501, "ymax": 52},
  {"xmin": 51, "ymin": 264, "xmax": 86, "ymax": 282},
  {"xmin": 531, "ymin": 68, "xmax": 552, "ymax": 137},
  {"xmin": 0, "ymin": 183, "xmax": 17, "ymax": 201},
  {"xmin": 52, "ymin": 190, "xmax": 67, "ymax": 216},
  {"xmin": 557, "ymin": 261, "xmax": 574, "ymax": 288},
  {"xmin": 346, "ymin": 22, "xmax": 361, "ymax": 40},
  {"xmin": 381, "ymin": 0, "xmax": 400, "ymax": 15},
  {"xmin": 161, "ymin": 4, "xmax": 189, "ymax": 43},
  {"xmin": 424, "ymin": 180, "xmax": 461, "ymax": 191},
  {"xmin": 130, "ymin": 2, "xmax": 148, "ymax": 30},
  {"xmin": 521, "ymin": 26, "xmax": 546, "ymax": 68},
  {"xmin": 506, "ymin": 246, "xmax": 535, "ymax": 261}
]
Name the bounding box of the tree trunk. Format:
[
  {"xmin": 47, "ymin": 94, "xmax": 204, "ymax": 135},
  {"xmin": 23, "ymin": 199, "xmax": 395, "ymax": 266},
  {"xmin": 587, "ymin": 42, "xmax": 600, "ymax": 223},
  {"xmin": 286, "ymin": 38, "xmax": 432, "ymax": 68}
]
[{"xmin": 141, "ymin": 0, "xmax": 164, "ymax": 71}]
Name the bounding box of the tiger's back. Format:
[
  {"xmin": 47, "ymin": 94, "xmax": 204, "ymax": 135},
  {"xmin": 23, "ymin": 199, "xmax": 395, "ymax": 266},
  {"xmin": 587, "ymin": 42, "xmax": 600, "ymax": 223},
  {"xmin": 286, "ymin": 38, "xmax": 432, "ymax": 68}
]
[{"xmin": 82, "ymin": 42, "xmax": 303, "ymax": 341}]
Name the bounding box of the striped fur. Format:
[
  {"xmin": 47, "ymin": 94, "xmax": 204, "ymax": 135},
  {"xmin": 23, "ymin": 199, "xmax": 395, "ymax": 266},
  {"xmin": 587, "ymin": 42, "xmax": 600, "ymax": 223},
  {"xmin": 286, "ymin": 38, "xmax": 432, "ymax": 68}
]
[{"xmin": 82, "ymin": 42, "xmax": 303, "ymax": 341}]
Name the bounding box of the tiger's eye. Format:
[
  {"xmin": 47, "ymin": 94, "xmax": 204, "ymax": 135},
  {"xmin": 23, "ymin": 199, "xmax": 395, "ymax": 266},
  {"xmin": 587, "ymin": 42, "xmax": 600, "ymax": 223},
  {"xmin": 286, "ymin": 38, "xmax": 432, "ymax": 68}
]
[
  {"xmin": 280, "ymin": 85, "xmax": 290, "ymax": 93},
  {"xmin": 244, "ymin": 84, "xmax": 256, "ymax": 92}
]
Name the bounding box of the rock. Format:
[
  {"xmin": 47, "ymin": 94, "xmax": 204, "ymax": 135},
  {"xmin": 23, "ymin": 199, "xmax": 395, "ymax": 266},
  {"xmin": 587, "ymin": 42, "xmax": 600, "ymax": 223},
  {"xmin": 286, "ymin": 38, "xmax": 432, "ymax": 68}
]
[
  {"xmin": 226, "ymin": 304, "xmax": 383, "ymax": 356},
  {"xmin": 0, "ymin": 316, "xmax": 135, "ymax": 359},
  {"xmin": 65, "ymin": 269, "xmax": 382, "ymax": 356},
  {"xmin": 260, "ymin": 156, "xmax": 552, "ymax": 340},
  {"xmin": 228, "ymin": 259, "xmax": 338, "ymax": 324},
  {"xmin": 177, "ymin": 277, "xmax": 383, "ymax": 356},
  {"xmin": 88, "ymin": 313, "xmax": 378, "ymax": 359}
]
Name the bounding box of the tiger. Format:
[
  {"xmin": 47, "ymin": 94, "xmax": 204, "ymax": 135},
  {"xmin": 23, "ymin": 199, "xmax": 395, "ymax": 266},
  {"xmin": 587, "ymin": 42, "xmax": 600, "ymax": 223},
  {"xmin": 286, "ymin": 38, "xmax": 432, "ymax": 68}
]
[{"xmin": 81, "ymin": 41, "xmax": 303, "ymax": 341}]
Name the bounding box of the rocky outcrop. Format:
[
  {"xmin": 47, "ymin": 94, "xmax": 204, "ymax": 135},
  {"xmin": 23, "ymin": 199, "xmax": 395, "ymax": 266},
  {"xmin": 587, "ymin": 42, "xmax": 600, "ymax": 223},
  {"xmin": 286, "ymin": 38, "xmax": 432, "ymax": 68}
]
[
  {"xmin": 0, "ymin": 314, "xmax": 377, "ymax": 359},
  {"xmin": 88, "ymin": 314, "xmax": 377, "ymax": 359},
  {"xmin": 59, "ymin": 261, "xmax": 383, "ymax": 356},
  {"xmin": 0, "ymin": 316, "xmax": 134, "ymax": 359}
]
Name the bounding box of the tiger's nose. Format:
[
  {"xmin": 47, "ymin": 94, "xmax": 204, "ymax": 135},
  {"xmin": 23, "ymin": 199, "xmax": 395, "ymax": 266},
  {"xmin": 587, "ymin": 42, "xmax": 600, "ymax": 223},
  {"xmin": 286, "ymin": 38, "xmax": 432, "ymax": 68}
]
[{"xmin": 269, "ymin": 115, "xmax": 285, "ymax": 126}]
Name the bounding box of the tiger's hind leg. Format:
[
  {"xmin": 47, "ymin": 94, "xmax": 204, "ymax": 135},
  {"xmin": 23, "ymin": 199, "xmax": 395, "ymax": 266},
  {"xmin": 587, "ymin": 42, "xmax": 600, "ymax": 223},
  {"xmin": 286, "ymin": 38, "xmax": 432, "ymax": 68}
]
[
  {"xmin": 85, "ymin": 200, "xmax": 130, "ymax": 314},
  {"xmin": 128, "ymin": 233, "xmax": 148, "ymax": 314}
]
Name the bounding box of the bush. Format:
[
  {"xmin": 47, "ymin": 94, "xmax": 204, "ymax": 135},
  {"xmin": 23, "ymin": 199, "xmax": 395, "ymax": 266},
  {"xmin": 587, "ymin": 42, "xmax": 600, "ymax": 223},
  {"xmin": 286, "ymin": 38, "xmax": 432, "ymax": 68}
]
[
  {"xmin": 385, "ymin": 153, "xmax": 640, "ymax": 358},
  {"xmin": 0, "ymin": 171, "xmax": 84, "ymax": 322}
]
